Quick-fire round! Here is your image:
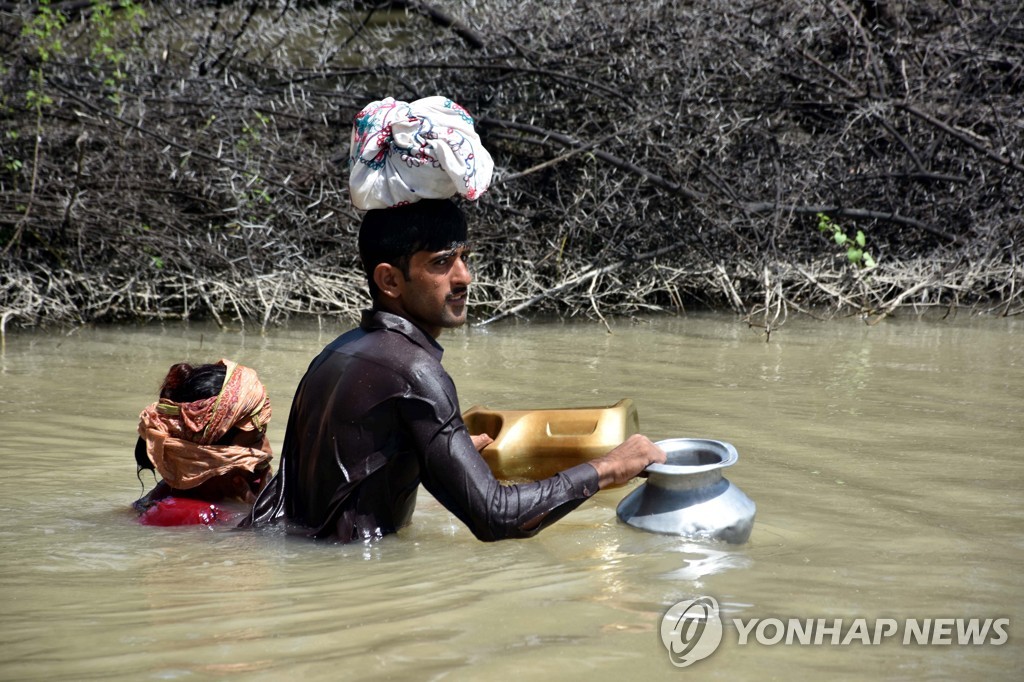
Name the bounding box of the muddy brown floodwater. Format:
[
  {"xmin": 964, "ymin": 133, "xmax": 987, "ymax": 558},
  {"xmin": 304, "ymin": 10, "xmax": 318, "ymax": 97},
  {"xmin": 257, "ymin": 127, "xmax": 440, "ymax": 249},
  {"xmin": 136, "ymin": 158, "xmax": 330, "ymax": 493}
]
[{"xmin": 0, "ymin": 311, "xmax": 1020, "ymax": 680}]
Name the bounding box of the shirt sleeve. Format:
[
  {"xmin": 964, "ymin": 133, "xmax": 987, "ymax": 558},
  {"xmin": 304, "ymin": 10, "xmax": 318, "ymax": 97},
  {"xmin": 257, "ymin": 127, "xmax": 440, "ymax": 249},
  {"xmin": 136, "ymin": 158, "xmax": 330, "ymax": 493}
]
[{"xmin": 399, "ymin": 391, "xmax": 601, "ymax": 542}]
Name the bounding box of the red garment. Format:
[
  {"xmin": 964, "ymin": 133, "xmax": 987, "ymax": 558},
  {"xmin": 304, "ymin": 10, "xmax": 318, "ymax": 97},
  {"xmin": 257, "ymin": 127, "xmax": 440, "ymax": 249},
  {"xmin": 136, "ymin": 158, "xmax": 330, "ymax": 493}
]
[{"xmin": 137, "ymin": 497, "xmax": 236, "ymax": 526}]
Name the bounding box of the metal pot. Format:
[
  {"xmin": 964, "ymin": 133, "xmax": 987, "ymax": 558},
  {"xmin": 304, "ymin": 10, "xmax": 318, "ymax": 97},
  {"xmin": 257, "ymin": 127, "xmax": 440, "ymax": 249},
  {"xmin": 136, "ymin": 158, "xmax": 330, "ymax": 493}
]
[{"xmin": 616, "ymin": 438, "xmax": 755, "ymax": 543}]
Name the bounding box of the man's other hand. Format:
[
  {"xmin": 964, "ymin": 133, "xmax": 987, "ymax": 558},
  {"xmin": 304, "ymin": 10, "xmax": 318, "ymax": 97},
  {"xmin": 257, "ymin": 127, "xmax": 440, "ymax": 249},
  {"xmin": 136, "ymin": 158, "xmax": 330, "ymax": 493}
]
[{"xmin": 471, "ymin": 433, "xmax": 494, "ymax": 452}]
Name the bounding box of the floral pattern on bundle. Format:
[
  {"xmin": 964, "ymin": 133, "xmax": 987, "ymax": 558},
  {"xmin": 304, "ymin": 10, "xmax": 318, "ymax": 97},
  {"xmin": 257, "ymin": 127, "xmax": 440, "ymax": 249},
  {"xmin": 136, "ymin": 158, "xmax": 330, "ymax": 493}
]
[{"xmin": 349, "ymin": 96, "xmax": 494, "ymax": 210}]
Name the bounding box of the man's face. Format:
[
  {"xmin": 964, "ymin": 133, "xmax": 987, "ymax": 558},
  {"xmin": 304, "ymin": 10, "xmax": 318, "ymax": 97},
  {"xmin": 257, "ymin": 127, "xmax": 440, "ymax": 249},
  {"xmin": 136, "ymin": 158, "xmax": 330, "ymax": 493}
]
[{"xmin": 395, "ymin": 243, "xmax": 472, "ymax": 338}]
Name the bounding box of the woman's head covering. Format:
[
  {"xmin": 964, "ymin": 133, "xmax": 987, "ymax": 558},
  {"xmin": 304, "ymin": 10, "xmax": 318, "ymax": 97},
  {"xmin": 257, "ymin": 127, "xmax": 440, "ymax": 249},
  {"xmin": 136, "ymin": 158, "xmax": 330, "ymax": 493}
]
[
  {"xmin": 137, "ymin": 359, "xmax": 273, "ymax": 490},
  {"xmin": 349, "ymin": 96, "xmax": 493, "ymax": 210}
]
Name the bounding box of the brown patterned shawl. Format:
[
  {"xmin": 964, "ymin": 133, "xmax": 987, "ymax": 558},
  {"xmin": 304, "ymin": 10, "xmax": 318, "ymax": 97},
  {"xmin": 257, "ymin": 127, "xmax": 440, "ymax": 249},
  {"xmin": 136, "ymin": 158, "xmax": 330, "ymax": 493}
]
[{"xmin": 138, "ymin": 359, "xmax": 273, "ymax": 489}]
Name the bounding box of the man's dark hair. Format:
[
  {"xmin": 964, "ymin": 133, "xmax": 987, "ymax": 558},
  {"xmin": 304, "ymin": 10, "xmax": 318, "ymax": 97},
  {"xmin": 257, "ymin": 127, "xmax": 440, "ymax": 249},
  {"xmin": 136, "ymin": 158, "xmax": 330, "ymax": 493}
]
[{"xmin": 358, "ymin": 198, "xmax": 468, "ymax": 301}]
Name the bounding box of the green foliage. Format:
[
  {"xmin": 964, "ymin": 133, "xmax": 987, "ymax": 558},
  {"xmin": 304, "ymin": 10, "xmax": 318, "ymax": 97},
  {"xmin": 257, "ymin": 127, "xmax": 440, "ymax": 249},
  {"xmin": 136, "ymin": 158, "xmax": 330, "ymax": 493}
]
[
  {"xmin": 3, "ymin": 131, "xmax": 22, "ymax": 174},
  {"xmin": 89, "ymin": 1, "xmax": 147, "ymax": 103},
  {"xmin": 237, "ymin": 113, "xmax": 270, "ymax": 150},
  {"xmin": 10, "ymin": 1, "xmax": 70, "ymax": 237},
  {"xmin": 20, "ymin": 0, "xmax": 148, "ymax": 112},
  {"xmin": 89, "ymin": 0, "xmax": 146, "ymax": 61},
  {"xmin": 21, "ymin": 0, "xmax": 67, "ymax": 114},
  {"xmin": 25, "ymin": 72, "xmax": 53, "ymax": 111},
  {"xmin": 817, "ymin": 213, "xmax": 877, "ymax": 269},
  {"xmin": 21, "ymin": 0, "xmax": 67, "ymax": 63},
  {"xmin": 244, "ymin": 174, "xmax": 273, "ymax": 206},
  {"xmin": 0, "ymin": 59, "xmax": 11, "ymax": 116}
]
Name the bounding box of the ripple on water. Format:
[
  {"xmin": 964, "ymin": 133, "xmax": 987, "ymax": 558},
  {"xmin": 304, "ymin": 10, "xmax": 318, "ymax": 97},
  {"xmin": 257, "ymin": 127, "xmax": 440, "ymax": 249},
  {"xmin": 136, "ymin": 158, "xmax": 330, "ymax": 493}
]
[{"xmin": 1, "ymin": 315, "xmax": 1022, "ymax": 681}]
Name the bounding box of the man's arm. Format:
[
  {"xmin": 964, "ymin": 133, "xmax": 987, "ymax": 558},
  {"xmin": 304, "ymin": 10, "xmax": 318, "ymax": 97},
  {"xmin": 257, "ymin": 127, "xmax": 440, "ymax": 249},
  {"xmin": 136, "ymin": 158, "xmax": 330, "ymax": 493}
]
[{"xmin": 402, "ymin": 394, "xmax": 664, "ymax": 541}]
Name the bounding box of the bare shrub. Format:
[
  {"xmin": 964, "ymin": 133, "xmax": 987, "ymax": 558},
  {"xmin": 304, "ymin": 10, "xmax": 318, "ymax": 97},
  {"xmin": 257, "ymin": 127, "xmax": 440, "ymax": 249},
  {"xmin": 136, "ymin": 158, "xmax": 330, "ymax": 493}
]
[{"xmin": 1, "ymin": 0, "xmax": 1021, "ymax": 333}]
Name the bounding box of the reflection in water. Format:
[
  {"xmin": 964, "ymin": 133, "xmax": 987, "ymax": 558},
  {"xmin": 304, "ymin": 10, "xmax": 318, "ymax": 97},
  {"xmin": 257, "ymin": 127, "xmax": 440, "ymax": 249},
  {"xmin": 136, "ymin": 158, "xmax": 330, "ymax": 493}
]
[
  {"xmin": 1, "ymin": 313, "xmax": 1022, "ymax": 680},
  {"xmin": 661, "ymin": 542, "xmax": 754, "ymax": 583}
]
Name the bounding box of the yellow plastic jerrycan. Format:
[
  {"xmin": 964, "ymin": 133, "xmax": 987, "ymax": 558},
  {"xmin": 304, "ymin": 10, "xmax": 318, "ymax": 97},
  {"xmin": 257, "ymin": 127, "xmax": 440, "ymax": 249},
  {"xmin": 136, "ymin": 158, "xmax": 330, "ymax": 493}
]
[{"xmin": 462, "ymin": 398, "xmax": 639, "ymax": 481}]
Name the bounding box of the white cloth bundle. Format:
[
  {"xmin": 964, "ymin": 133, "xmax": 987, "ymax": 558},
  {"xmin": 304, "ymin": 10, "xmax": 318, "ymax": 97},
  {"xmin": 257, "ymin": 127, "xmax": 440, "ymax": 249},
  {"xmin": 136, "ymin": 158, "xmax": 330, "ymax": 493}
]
[{"xmin": 349, "ymin": 96, "xmax": 494, "ymax": 210}]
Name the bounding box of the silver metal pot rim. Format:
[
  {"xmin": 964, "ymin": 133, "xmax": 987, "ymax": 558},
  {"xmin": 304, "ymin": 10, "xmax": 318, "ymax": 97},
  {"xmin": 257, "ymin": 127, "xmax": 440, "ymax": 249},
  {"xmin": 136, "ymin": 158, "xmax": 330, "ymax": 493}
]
[{"xmin": 644, "ymin": 437, "xmax": 739, "ymax": 475}]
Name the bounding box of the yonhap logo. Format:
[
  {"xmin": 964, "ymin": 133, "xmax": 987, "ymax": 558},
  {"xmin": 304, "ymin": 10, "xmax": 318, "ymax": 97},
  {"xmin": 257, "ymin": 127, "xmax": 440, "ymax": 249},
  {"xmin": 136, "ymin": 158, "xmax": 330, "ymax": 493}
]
[
  {"xmin": 660, "ymin": 596, "xmax": 1010, "ymax": 668},
  {"xmin": 660, "ymin": 596, "xmax": 724, "ymax": 667}
]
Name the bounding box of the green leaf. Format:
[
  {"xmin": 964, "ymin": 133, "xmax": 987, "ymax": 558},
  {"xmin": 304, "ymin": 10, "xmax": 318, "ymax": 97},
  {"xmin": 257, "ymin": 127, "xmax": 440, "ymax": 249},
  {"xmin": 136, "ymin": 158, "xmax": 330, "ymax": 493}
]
[
  {"xmin": 847, "ymin": 247, "xmax": 862, "ymax": 263},
  {"xmin": 855, "ymin": 230, "xmax": 866, "ymax": 247},
  {"xmin": 817, "ymin": 213, "xmax": 831, "ymax": 232},
  {"xmin": 834, "ymin": 232, "xmax": 847, "ymax": 245},
  {"xmin": 863, "ymin": 253, "xmax": 876, "ymax": 268}
]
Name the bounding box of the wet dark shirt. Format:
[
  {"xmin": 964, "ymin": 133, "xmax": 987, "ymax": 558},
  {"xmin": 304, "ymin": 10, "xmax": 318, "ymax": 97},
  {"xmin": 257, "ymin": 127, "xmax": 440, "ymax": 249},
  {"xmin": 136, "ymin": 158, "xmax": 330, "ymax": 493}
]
[{"xmin": 244, "ymin": 310, "xmax": 599, "ymax": 543}]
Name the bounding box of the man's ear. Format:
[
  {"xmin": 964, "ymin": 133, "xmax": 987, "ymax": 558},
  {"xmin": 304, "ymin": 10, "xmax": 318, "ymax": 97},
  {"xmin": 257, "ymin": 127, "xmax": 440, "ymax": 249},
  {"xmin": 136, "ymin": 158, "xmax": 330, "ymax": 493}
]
[{"xmin": 373, "ymin": 263, "xmax": 404, "ymax": 300}]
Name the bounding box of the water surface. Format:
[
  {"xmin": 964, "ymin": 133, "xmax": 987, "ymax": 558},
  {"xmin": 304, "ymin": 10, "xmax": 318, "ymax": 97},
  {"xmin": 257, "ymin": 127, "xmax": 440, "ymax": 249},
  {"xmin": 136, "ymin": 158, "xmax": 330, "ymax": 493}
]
[{"xmin": 0, "ymin": 312, "xmax": 1020, "ymax": 680}]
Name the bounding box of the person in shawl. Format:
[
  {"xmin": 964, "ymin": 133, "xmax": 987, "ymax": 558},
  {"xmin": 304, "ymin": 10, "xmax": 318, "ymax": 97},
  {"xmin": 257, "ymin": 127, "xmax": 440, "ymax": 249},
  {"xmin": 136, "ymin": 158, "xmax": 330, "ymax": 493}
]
[
  {"xmin": 133, "ymin": 359, "xmax": 274, "ymax": 526},
  {"xmin": 243, "ymin": 96, "xmax": 664, "ymax": 543}
]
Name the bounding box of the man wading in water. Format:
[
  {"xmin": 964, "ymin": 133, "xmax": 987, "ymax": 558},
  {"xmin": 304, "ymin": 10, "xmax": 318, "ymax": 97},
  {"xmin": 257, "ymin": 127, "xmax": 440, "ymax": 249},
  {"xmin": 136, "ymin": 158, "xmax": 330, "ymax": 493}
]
[{"xmin": 243, "ymin": 96, "xmax": 664, "ymax": 542}]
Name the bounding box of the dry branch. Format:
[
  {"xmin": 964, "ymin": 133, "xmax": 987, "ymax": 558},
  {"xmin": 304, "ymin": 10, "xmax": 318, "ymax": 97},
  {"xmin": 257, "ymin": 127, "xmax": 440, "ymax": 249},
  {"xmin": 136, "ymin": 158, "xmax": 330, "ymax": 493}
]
[{"xmin": 1, "ymin": 0, "xmax": 1021, "ymax": 333}]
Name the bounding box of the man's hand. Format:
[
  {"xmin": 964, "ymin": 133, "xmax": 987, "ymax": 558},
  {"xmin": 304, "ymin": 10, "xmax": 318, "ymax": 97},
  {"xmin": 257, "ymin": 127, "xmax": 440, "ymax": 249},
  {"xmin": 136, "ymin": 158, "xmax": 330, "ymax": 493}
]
[
  {"xmin": 588, "ymin": 434, "xmax": 666, "ymax": 489},
  {"xmin": 471, "ymin": 433, "xmax": 494, "ymax": 452}
]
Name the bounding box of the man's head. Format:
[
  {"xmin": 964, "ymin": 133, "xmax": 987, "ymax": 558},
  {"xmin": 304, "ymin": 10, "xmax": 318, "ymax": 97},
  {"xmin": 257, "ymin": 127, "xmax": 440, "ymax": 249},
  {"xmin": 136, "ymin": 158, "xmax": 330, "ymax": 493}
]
[{"xmin": 358, "ymin": 199, "xmax": 473, "ymax": 337}]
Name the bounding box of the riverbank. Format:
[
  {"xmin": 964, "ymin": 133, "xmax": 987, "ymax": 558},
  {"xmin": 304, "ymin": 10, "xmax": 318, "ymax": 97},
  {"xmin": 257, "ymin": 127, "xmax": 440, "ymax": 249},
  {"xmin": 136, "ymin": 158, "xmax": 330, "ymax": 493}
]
[
  {"xmin": 3, "ymin": 1, "xmax": 1021, "ymax": 332},
  {"xmin": 2, "ymin": 249, "xmax": 1021, "ymax": 338}
]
